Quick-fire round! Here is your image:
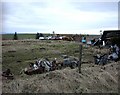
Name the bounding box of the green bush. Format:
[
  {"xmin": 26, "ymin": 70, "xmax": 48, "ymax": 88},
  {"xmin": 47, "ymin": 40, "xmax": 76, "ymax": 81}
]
[{"xmin": 13, "ymin": 32, "xmax": 18, "ymax": 40}]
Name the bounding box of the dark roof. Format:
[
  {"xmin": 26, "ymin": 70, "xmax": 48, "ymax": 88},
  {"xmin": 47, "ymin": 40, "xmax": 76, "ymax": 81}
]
[
  {"xmin": 101, "ymin": 30, "xmax": 120, "ymax": 41},
  {"xmin": 94, "ymin": 30, "xmax": 120, "ymax": 46}
]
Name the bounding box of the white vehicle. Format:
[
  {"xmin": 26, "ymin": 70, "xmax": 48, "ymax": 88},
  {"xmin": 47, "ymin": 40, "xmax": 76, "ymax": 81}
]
[{"xmin": 39, "ymin": 37, "xmax": 45, "ymax": 40}]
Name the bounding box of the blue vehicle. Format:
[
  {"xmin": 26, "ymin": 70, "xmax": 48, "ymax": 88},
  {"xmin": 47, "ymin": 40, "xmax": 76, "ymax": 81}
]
[{"xmin": 82, "ymin": 37, "xmax": 86, "ymax": 43}]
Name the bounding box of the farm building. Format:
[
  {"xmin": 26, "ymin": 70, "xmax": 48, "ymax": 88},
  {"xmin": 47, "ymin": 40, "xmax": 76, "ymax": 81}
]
[{"xmin": 94, "ymin": 30, "xmax": 120, "ymax": 46}]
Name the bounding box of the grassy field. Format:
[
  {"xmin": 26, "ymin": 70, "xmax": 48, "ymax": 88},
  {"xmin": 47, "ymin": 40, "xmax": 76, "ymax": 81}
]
[
  {"xmin": 2, "ymin": 34, "xmax": 36, "ymax": 40},
  {"xmin": 2, "ymin": 34, "xmax": 101, "ymax": 76},
  {"xmin": 2, "ymin": 34, "xmax": 118, "ymax": 93},
  {"xmin": 2, "ymin": 35, "xmax": 100, "ymax": 76},
  {"xmin": 2, "ymin": 40, "xmax": 79, "ymax": 75}
]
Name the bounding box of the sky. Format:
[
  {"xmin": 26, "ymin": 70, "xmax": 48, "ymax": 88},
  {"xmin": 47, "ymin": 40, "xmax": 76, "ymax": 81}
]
[{"xmin": 1, "ymin": 0, "xmax": 119, "ymax": 35}]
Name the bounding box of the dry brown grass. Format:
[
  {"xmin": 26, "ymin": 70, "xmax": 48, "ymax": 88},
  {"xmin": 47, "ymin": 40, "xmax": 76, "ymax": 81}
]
[{"xmin": 2, "ymin": 61, "xmax": 119, "ymax": 93}]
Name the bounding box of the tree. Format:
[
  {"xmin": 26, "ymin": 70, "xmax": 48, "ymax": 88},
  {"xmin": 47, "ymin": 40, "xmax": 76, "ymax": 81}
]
[
  {"xmin": 53, "ymin": 31, "xmax": 55, "ymax": 34},
  {"xmin": 100, "ymin": 30, "xmax": 102, "ymax": 35},
  {"xmin": 36, "ymin": 32, "xmax": 39, "ymax": 39},
  {"xmin": 39, "ymin": 33, "xmax": 44, "ymax": 37},
  {"xmin": 13, "ymin": 32, "xmax": 18, "ymax": 40}
]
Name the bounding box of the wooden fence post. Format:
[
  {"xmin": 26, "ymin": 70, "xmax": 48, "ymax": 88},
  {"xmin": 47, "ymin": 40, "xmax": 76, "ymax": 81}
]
[{"xmin": 79, "ymin": 44, "xmax": 82, "ymax": 73}]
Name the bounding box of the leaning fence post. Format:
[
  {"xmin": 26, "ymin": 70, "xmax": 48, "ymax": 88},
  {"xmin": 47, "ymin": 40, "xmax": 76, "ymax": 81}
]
[{"xmin": 79, "ymin": 44, "xmax": 82, "ymax": 73}]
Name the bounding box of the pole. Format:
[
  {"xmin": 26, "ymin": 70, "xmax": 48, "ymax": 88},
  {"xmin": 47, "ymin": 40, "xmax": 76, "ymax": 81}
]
[{"xmin": 79, "ymin": 44, "xmax": 82, "ymax": 73}]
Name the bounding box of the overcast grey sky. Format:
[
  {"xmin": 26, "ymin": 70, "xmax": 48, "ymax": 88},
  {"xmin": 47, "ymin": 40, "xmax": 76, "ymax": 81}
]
[{"xmin": 2, "ymin": 0, "xmax": 119, "ymax": 34}]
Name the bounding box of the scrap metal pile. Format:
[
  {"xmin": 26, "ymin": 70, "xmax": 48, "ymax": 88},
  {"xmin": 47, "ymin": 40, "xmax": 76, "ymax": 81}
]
[
  {"xmin": 94, "ymin": 43, "xmax": 120, "ymax": 65},
  {"xmin": 23, "ymin": 55, "xmax": 79, "ymax": 75},
  {"xmin": 93, "ymin": 30, "xmax": 120, "ymax": 65}
]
